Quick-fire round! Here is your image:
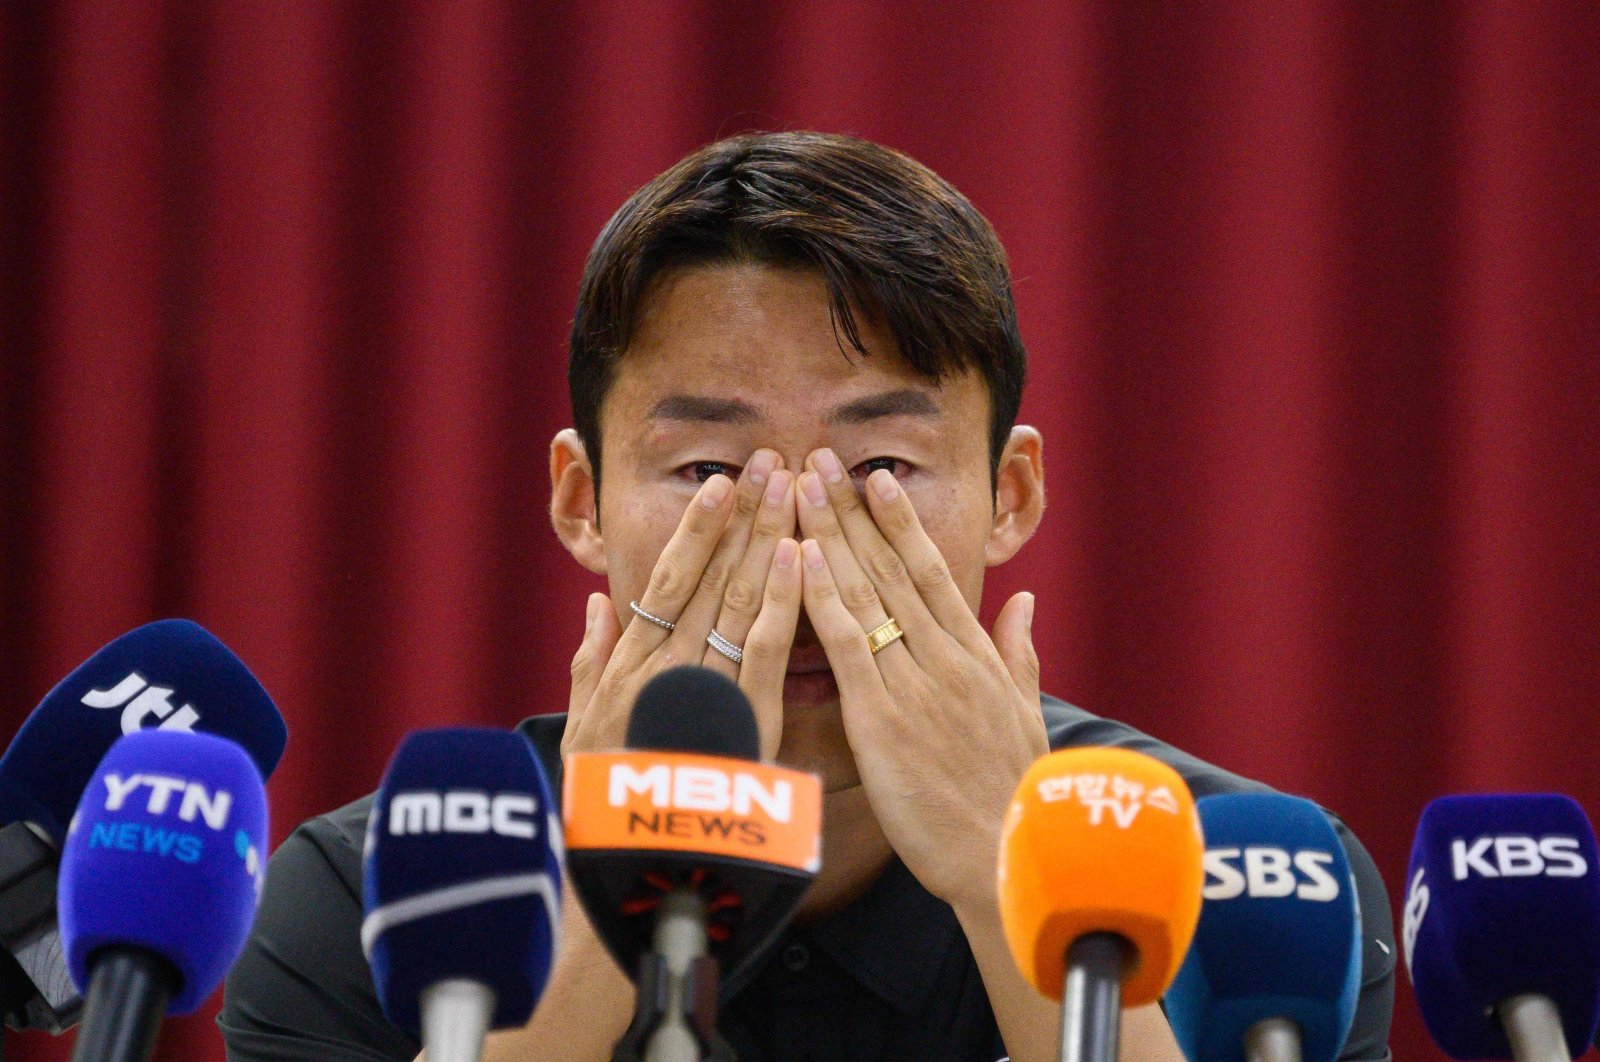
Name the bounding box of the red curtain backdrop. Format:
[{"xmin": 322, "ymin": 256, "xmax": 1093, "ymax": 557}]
[{"xmin": 4, "ymin": 3, "xmax": 1597, "ymax": 1059}]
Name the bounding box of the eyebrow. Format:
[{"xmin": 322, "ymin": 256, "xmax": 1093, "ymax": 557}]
[
  {"xmin": 824, "ymin": 388, "xmax": 941, "ymax": 424},
  {"xmin": 645, "ymin": 395, "xmax": 762, "ymax": 424},
  {"xmin": 644, "ymin": 387, "xmax": 941, "ymax": 426}
]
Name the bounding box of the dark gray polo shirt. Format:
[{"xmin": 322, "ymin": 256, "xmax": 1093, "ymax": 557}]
[{"xmin": 219, "ymin": 696, "xmax": 1395, "ymax": 1060}]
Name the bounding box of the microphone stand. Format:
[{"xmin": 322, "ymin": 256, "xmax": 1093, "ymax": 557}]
[
  {"xmin": 1498, "ymin": 995, "xmax": 1571, "ymax": 1062},
  {"xmin": 69, "ymin": 948, "xmax": 178, "ymax": 1062},
  {"xmin": 613, "ymin": 890, "xmax": 733, "ymax": 1062},
  {"xmin": 1059, "ymin": 933, "xmax": 1130, "ymax": 1062},
  {"xmin": 1244, "ymin": 1017, "xmax": 1303, "ymax": 1062}
]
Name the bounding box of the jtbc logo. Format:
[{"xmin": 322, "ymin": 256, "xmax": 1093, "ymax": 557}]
[
  {"xmin": 1203, "ymin": 846, "xmax": 1341, "ymax": 902},
  {"xmin": 1450, "ymin": 835, "xmax": 1588, "ymax": 880},
  {"xmin": 82, "ymin": 672, "xmax": 200, "ymax": 735},
  {"xmin": 387, "ymin": 790, "xmax": 539, "ymax": 839}
]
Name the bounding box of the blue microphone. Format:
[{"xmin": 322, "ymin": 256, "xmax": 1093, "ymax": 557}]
[
  {"xmin": 362, "ymin": 728, "xmax": 562, "ymax": 1062},
  {"xmin": 0, "ymin": 619, "xmax": 286, "ymax": 1033},
  {"xmin": 1165, "ymin": 794, "xmax": 1361, "ymax": 1062},
  {"xmin": 0, "ymin": 619, "xmax": 287, "ymax": 843},
  {"xmin": 1404, "ymin": 794, "xmax": 1600, "ymax": 1061},
  {"xmin": 57, "ymin": 729, "xmax": 268, "ymax": 1062}
]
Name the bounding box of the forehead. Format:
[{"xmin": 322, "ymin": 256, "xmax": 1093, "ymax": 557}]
[{"xmin": 602, "ymin": 263, "xmax": 985, "ymax": 429}]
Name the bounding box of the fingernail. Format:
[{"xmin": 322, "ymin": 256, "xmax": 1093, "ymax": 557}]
[
  {"xmin": 870, "ymin": 468, "xmax": 899, "ymax": 501},
  {"xmin": 802, "ymin": 539, "xmax": 826, "ymax": 570},
  {"xmin": 585, "ymin": 593, "xmax": 602, "ymax": 631},
  {"xmin": 1024, "ymin": 592, "xmax": 1036, "ymax": 629},
  {"xmin": 776, "ymin": 539, "xmax": 798, "ymax": 569},
  {"xmin": 814, "ymin": 448, "xmax": 845, "ymax": 483},
  {"xmin": 764, "ymin": 469, "xmax": 790, "ymax": 506},
  {"xmin": 700, "ymin": 474, "xmax": 732, "ymax": 509},
  {"xmin": 746, "ymin": 450, "xmax": 777, "ymax": 486},
  {"xmin": 800, "ymin": 471, "xmax": 828, "ymax": 508}
]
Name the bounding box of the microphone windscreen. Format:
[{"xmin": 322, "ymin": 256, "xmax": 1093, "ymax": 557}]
[
  {"xmin": 998, "ymin": 747, "xmax": 1203, "ymax": 1006},
  {"xmin": 362, "ymin": 728, "xmax": 562, "ymax": 1038},
  {"xmin": 1164, "ymin": 793, "xmax": 1362, "ymax": 1062},
  {"xmin": 626, "ymin": 666, "xmax": 759, "ymax": 760},
  {"xmin": 0, "ymin": 619, "xmax": 287, "ymax": 843},
  {"xmin": 57, "ymin": 729, "xmax": 269, "ymax": 1015},
  {"xmin": 1403, "ymin": 793, "xmax": 1600, "ymax": 1059}
]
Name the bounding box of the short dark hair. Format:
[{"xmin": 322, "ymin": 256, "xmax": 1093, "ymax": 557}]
[{"xmin": 568, "ymin": 131, "xmax": 1027, "ymax": 493}]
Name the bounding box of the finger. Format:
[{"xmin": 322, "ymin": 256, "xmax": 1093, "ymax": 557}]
[
  {"xmin": 795, "ymin": 470, "xmax": 915, "ymax": 670},
  {"xmin": 799, "ymin": 538, "xmax": 891, "ymax": 711},
  {"xmin": 709, "ymin": 469, "xmax": 795, "ymax": 652},
  {"xmin": 860, "ymin": 466, "xmax": 989, "ymax": 648},
  {"xmin": 666, "ymin": 450, "xmax": 781, "ymax": 657},
  {"xmin": 617, "ymin": 472, "xmax": 735, "ymax": 666},
  {"xmin": 991, "ymin": 591, "xmax": 1040, "ymax": 709},
  {"xmin": 806, "ymin": 449, "xmax": 941, "ymax": 650},
  {"xmin": 738, "ymin": 538, "xmax": 802, "ymax": 760},
  {"xmin": 564, "ymin": 592, "xmax": 621, "ymax": 756}
]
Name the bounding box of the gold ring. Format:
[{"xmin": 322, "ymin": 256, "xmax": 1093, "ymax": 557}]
[{"xmin": 866, "ymin": 617, "xmax": 905, "ymax": 655}]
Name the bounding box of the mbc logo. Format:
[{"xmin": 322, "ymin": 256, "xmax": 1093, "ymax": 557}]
[
  {"xmin": 1203, "ymin": 846, "xmax": 1342, "ymax": 902},
  {"xmin": 81, "ymin": 672, "xmax": 200, "ymax": 735},
  {"xmin": 387, "ymin": 790, "xmax": 539, "ymax": 839}
]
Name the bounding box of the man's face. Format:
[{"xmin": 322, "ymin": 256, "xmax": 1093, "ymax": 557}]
[{"xmin": 556, "ymin": 262, "xmax": 1038, "ymax": 776}]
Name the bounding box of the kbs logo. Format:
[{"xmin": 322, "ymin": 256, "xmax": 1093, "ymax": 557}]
[
  {"xmin": 387, "ymin": 790, "xmax": 538, "ymax": 839},
  {"xmin": 608, "ymin": 764, "xmax": 794, "ymax": 823},
  {"xmin": 1402, "ymin": 867, "xmax": 1428, "ymax": 972},
  {"xmin": 1450, "ymin": 835, "xmax": 1588, "ymax": 880},
  {"xmin": 82, "ymin": 672, "xmax": 200, "ymax": 735},
  {"xmin": 1035, "ymin": 772, "xmax": 1179, "ymax": 828},
  {"xmin": 1203, "ymin": 846, "xmax": 1341, "ymax": 902}
]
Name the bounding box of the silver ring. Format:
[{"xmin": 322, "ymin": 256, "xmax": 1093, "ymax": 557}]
[
  {"xmin": 706, "ymin": 628, "xmax": 743, "ymax": 665},
  {"xmin": 629, "ymin": 601, "xmax": 676, "ymax": 632}
]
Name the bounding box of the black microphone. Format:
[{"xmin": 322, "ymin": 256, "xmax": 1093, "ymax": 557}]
[
  {"xmin": 0, "ymin": 619, "xmax": 286, "ymax": 1033},
  {"xmin": 563, "ymin": 667, "xmax": 822, "ymax": 1062}
]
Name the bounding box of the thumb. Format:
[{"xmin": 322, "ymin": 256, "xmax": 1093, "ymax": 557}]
[{"xmin": 991, "ymin": 591, "xmax": 1040, "ymax": 708}]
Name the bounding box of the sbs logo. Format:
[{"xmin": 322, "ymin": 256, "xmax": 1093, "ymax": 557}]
[{"xmin": 1202, "ymin": 846, "xmax": 1341, "ymax": 902}]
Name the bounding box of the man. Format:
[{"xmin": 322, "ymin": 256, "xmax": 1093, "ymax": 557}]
[{"xmin": 222, "ymin": 132, "xmax": 1394, "ymax": 1061}]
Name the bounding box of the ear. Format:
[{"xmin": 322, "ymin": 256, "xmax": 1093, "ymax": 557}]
[
  {"xmin": 550, "ymin": 428, "xmax": 607, "ymax": 575},
  {"xmin": 985, "ymin": 426, "xmax": 1044, "ymax": 567}
]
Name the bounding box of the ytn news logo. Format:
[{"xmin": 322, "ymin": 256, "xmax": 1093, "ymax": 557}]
[
  {"xmin": 1203, "ymin": 846, "xmax": 1342, "ymax": 902},
  {"xmin": 1035, "ymin": 772, "xmax": 1179, "ymax": 828},
  {"xmin": 70, "ymin": 773, "xmax": 259, "ymax": 876},
  {"xmin": 82, "ymin": 672, "xmax": 200, "ymax": 735}
]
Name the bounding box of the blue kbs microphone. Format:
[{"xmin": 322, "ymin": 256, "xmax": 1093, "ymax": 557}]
[
  {"xmin": 1165, "ymin": 794, "xmax": 1362, "ymax": 1062},
  {"xmin": 362, "ymin": 728, "xmax": 562, "ymax": 1062},
  {"xmin": 1404, "ymin": 794, "xmax": 1600, "ymax": 1061},
  {"xmin": 0, "ymin": 619, "xmax": 286, "ymax": 1033},
  {"xmin": 58, "ymin": 729, "xmax": 269, "ymax": 1062}
]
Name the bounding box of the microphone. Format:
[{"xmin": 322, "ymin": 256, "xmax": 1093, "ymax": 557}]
[
  {"xmin": 1403, "ymin": 793, "xmax": 1600, "ymax": 1061},
  {"xmin": 0, "ymin": 618, "xmax": 287, "ymax": 1032},
  {"xmin": 57, "ymin": 728, "xmax": 269, "ymax": 1062},
  {"xmin": 1164, "ymin": 793, "xmax": 1362, "ymax": 1062},
  {"xmin": 361, "ymin": 728, "xmax": 562, "ymax": 1062},
  {"xmin": 563, "ymin": 666, "xmax": 822, "ymax": 1062},
  {"xmin": 997, "ymin": 746, "xmax": 1204, "ymax": 1062}
]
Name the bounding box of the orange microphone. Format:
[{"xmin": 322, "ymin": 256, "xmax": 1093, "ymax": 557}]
[{"xmin": 998, "ymin": 747, "xmax": 1204, "ymax": 1062}]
